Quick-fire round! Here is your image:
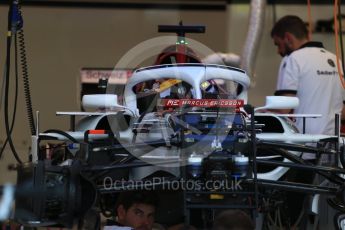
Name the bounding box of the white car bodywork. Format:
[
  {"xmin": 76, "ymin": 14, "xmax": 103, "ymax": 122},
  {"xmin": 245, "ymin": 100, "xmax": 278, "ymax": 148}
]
[{"xmin": 43, "ymin": 64, "xmax": 337, "ymax": 181}]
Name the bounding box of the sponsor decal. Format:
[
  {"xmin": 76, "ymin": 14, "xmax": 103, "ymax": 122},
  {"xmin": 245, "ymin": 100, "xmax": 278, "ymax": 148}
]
[
  {"xmin": 316, "ymin": 70, "xmax": 337, "ymax": 75},
  {"xmin": 327, "ymin": 59, "xmax": 335, "ymax": 67},
  {"xmin": 162, "ymin": 99, "xmax": 244, "ymax": 108},
  {"xmin": 80, "ymin": 69, "xmax": 132, "ymax": 84}
]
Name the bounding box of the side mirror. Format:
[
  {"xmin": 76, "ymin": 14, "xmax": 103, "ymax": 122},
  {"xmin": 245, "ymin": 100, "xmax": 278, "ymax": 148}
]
[
  {"xmin": 82, "ymin": 94, "xmax": 121, "ymax": 111},
  {"xmin": 255, "ymin": 96, "xmax": 299, "ymax": 112}
]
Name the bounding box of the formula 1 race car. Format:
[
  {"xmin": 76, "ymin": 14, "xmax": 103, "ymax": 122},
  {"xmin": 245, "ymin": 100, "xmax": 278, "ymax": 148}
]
[
  {"xmin": 12, "ymin": 62, "xmax": 345, "ymax": 230},
  {"xmin": 10, "ymin": 23, "xmax": 345, "ymax": 229},
  {"xmin": 1, "ymin": 0, "xmax": 344, "ymax": 227}
]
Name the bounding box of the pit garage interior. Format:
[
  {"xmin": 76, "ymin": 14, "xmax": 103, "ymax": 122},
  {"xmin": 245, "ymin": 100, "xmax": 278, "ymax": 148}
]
[{"xmin": 0, "ymin": 0, "xmax": 345, "ymax": 229}]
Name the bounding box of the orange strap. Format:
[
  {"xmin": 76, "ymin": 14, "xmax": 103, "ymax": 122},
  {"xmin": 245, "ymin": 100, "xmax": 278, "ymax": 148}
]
[{"xmin": 334, "ymin": 0, "xmax": 345, "ymax": 88}]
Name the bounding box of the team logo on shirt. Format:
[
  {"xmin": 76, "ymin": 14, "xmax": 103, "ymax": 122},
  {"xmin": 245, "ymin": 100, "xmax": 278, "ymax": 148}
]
[
  {"xmin": 327, "ymin": 59, "xmax": 335, "ymax": 67},
  {"xmin": 317, "ymin": 70, "xmax": 337, "ymax": 75}
]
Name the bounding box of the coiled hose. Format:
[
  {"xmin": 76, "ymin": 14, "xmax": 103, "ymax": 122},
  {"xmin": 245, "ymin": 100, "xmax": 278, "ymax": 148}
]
[{"xmin": 17, "ymin": 5, "xmax": 36, "ymax": 136}]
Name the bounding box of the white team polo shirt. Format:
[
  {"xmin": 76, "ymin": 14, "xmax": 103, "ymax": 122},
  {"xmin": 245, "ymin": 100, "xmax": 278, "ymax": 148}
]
[
  {"xmin": 276, "ymin": 55, "xmax": 288, "ymax": 90},
  {"xmin": 275, "ymin": 42, "xmax": 345, "ymax": 135}
]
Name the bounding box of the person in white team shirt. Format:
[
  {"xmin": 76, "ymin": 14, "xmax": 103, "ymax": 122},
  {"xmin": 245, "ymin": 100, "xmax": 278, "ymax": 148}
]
[
  {"xmin": 271, "ymin": 15, "xmax": 345, "ymax": 135},
  {"xmin": 271, "ymin": 15, "xmax": 345, "ymax": 229}
]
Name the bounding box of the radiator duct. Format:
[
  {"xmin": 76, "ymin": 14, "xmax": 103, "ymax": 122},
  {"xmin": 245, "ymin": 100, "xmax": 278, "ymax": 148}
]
[{"xmin": 240, "ymin": 0, "xmax": 266, "ymax": 79}]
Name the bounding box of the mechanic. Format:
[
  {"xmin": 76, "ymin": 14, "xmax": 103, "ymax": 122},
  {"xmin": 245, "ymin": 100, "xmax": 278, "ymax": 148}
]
[
  {"xmin": 271, "ymin": 15, "xmax": 345, "ymax": 136},
  {"xmin": 212, "ymin": 209, "xmax": 254, "ymax": 230},
  {"xmin": 104, "ymin": 190, "xmax": 158, "ymax": 230},
  {"xmin": 271, "ymin": 15, "xmax": 345, "ymax": 229}
]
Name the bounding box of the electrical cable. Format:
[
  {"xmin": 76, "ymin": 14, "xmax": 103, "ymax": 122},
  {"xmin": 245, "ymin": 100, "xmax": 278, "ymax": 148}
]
[
  {"xmin": 0, "ymin": 67, "xmax": 7, "ymax": 117},
  {"xmin": 0, "ymin": 33, "xmax": 19, "ymax": 160},
  {"xmin": 334, "ymin": 0, "xmax": 345, "ymax": 88},
  {"xmin": 43, "ymin": 129, "xmax": 80, "ymax": 143},
  {"xmin": 0, "ymin": 66, "xmax": 6, "ymax": 157},
  {"xmin": 17, "ymin": 3, "xmax": 36, "ymax": 135},
  {"xmin": 3, "ymin": 0, "xmax": 23, "ymax": 164}
]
